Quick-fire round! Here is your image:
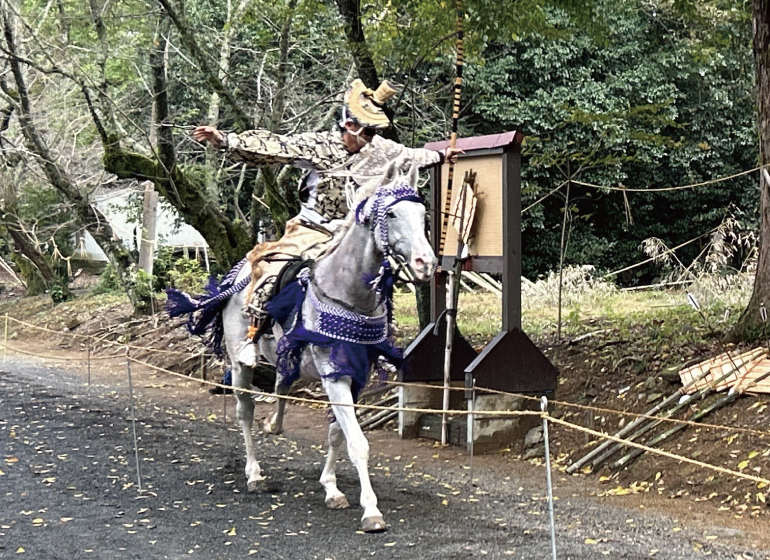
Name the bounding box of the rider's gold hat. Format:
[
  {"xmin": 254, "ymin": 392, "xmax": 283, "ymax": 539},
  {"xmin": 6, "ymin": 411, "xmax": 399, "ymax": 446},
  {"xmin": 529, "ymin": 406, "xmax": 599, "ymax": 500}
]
[{"xmin": 344, "ymin": 79, "xmax": 397, "ymax": 129}]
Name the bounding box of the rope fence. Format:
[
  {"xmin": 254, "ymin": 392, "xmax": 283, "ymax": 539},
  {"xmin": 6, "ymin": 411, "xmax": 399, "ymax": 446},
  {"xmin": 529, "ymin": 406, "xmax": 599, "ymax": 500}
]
[
  {"xmin": 388, "ymin": 379, "xmax": 770, "ymax": 439},
  {"xmin": 4, "ymin": 312, "xmax": 769, "ymax": 489}
]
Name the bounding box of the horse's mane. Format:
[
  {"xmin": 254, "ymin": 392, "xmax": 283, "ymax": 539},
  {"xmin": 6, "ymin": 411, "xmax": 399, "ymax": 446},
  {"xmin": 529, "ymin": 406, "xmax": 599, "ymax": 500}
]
[{"xmin": 314, "ymin": 180, "xmax": 380, "ymax": 260}]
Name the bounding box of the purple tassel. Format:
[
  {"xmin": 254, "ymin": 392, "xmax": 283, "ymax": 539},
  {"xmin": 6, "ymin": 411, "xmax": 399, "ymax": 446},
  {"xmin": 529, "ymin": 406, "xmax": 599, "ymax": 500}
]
[{"xmin": 164, "ymin": 258, "xmax": 249, "ymax": 356}]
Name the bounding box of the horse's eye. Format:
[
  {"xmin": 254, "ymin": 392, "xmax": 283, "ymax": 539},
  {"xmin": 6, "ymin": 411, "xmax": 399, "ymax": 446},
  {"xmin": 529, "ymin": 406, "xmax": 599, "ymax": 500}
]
[{"xmin": 386, "ymin": 210, "xmax": 396, "ymax": 219}]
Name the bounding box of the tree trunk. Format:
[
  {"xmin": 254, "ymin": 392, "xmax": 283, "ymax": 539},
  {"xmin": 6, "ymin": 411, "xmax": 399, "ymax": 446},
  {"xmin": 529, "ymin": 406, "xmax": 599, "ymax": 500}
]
[
  {"xmin": 333, "ymin": 0, "xmax": 400, "ymax": 143},
  {"xmin": 94, "ymin": 6, "xmax": 253, "ymax": 271},
  {"xmin": 156, "ymin": 0, "xmax": 250, "ymax": 130},
  {"xmin": 334, "ymin": 0, "xmax": 379, "ymax": 89},
  {"xmin": 733, "ymin": 0, "xmax": 770, "ymax": 340},
  {"xmin": 1, "ymin": 7, "xmax": 137, "ymax": 307},
  {"xmin": 0, "ymin": 213, "xmax": 69, "ymax": 300},
  {"xmin": 204, "ymin": 0, "xmax": 254, "ymax": 200}
]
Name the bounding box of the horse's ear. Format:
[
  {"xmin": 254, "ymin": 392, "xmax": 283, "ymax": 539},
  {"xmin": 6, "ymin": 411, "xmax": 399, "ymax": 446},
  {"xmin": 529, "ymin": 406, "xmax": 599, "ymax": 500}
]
[
  {"xmin": 382, "ymin": 160, "xmax": 399, "ymax": 185},
  {"xmin": 407, "ymin": 162, "xmax": 420, "ymax": 186}
]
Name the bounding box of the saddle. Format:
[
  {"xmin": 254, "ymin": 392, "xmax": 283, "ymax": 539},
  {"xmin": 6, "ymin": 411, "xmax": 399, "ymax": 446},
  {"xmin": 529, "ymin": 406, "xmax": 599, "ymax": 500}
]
[{"xmin": 249, "ymin": 257, "xmax": 313, "ymax": 342}]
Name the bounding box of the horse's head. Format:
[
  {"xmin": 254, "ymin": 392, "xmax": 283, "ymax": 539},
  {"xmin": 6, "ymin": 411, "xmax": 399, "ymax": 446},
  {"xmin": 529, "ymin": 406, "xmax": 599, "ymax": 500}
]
[{"xmin": 356, "ymin": 162, "xmax": 437, "ymax": 282}]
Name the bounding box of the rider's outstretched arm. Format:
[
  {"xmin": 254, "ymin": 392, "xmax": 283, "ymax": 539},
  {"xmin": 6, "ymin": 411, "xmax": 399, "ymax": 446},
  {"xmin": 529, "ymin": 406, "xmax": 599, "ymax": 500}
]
[{"xmin": 224, "ymin": 129, "xmax": 346, "ymax": 169}]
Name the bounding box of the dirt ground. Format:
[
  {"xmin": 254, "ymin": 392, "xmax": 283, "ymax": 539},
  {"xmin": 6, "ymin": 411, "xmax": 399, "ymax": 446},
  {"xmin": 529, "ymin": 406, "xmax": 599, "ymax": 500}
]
[{"xmin": 1, "ymin": 292, "xmax": 770, "ymax": 548}]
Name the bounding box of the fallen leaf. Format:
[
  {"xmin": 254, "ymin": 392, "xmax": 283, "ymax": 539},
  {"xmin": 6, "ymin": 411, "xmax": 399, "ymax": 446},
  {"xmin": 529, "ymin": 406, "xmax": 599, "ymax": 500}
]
[
  {"xmin": 585, "ymin": 538, "xmax": 597, "ymax": 545},
  {"xmin": 226, "ymin": 527, "xmax": 236, "ymax": 536}
]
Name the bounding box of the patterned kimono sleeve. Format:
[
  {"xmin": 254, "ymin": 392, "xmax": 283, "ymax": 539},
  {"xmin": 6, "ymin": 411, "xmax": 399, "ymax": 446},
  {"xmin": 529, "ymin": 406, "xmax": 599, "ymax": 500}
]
[
  {"xmin": 372, "ymin": 136, "xmax": 443, "ymax": 171},
  {"xmin": 225, "ymin": 129, "xmax": 337, "ymax": 167}
]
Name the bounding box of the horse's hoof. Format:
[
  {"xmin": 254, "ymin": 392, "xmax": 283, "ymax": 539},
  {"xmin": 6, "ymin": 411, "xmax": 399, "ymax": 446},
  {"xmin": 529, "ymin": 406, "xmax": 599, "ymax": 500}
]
[
  {"xmin": 325, "ymin": 495, "xmax": 350, "ymax": 509},
  {"xmin": 361, "ymin": 516, "xmax": 387, "ymax": 533},
  {"xmin": 262, "ymin": 418, "xmax": 282, "ymax": 435},
  {"xmin": 247, "ymin": 477, "xmax": 266, "ymax": 493}
]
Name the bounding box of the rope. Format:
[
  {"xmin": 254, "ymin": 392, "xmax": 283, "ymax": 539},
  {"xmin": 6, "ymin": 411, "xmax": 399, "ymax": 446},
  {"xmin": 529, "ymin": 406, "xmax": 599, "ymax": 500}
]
[
  {"xmin": 6, "ymin": 314, "xmax": 770, "ymax": 436},
  {"xmin": 603, "ymin": 232, "xmax": 709, "ymax": 278},
  {"xmin": 126, "ymin": 355, "xmax": 539, "ymax": 418},
  {"xmin": 386, "ymin": 380, "xmax": 770, "ymax": 438},
  {"xmin": 0, "ymin": 341, "xmax": 117, "ymax": 361},
  {"xmin": 571, "ymin": 163, "xmax": 768, "ymax": 193},
  {"xmin": 5, "ymin": 317, "xmax": 769, "ymax": 488},
  {"xmin": 6, "ymin": 316, "xmax": 216, "ymax": 357},
  {"xmin": 549, "ymin": 416, "xmax": 770, "ymax": 486}
]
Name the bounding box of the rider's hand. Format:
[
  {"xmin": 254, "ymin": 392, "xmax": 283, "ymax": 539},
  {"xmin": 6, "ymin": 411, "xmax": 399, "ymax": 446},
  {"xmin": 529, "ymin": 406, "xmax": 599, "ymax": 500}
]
[
  {"xmin": 193, "ymin": 125, "xmax": 226, "ymax": 148},
  {"xmin": 444, "ymin": 147, "xmax": 464, "ymax": 164}
]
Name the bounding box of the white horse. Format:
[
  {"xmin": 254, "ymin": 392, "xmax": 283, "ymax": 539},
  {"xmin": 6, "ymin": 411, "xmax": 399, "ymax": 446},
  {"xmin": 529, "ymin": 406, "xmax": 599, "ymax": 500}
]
[{"xmin": 170, "ymin": 164, "xmax": 436, "ymax": 532}]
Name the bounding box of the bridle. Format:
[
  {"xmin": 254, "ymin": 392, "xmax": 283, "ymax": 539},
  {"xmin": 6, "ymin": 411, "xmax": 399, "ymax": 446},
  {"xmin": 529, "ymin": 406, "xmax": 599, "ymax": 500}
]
[{"xmin": 355, "ymin": 181, "xmax": 424, "ymax": 297}]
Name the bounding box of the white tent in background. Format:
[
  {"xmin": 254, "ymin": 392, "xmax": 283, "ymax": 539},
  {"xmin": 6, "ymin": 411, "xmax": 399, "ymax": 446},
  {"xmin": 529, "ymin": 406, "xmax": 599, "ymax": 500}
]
[{"xmin": 73, "ymin": 187, "xmax": 210, "ymax": 269}]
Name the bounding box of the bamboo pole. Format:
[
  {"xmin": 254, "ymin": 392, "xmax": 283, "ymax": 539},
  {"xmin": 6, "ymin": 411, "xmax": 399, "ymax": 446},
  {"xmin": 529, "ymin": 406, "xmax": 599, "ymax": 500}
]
[
  {"xmin": 566, "ymin": 348, "xmax": 764, "ymax": 473},
  {"xmin": 613, "ymin": 365, "xmax": 770, "ymax": 470},
  {"xmin": 439, "ymin": 0, "xmax": 465, "ymax": 446},
  {"xmin": 593, "ymin": 350, "xmax": 764, "ymax": 469}
]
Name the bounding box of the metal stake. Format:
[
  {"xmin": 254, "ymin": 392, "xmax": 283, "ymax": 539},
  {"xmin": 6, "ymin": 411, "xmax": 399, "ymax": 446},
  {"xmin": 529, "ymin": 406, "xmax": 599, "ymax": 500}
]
[
  {"xmin": 466, "ymin": 374, "xmax": 475, "ymax": 484},
  {"xmin": 86, "ymin": 337, "xmax": 92, "ymax": 389},
  {"xmin": 3, "ymin": 313, "xmax": 8, "ymax": 363},
  {"xmin": 125, "ymin": 348, "xmax": 142, "ymax": 491},
  {"xmin": 541, "ymin": 396, "xmax": 557, "ymax": 560}
]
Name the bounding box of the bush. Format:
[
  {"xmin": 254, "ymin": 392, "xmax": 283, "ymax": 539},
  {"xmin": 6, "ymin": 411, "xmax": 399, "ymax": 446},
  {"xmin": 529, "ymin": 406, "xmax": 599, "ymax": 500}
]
[
  {"xmin": 92, "ymin": 263, "xmax": 123, "ymax": 294},
  {"xmin": 164, "ymin": 256, "xmax": 209, "ymax": 293}
]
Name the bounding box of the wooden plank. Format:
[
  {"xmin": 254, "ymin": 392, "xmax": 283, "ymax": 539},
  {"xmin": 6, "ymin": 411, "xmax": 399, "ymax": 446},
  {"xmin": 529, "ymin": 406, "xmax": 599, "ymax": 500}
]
[{"xmin": 679, "ymin": 348, "xmax": 766, "ymax": 394}]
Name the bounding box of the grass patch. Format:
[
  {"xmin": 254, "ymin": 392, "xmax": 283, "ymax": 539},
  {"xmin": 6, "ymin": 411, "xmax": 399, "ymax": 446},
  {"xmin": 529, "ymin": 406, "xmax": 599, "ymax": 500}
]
[{"xmin": 393, "ymin": 266, "xmax": 755, "ymax": 349}]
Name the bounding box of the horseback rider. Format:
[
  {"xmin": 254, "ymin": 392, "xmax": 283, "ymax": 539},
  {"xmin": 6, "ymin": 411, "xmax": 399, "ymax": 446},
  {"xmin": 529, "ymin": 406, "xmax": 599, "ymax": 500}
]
[{"xmin": 193, "ymin": 78, "xmax": 460, "ymax": 364}]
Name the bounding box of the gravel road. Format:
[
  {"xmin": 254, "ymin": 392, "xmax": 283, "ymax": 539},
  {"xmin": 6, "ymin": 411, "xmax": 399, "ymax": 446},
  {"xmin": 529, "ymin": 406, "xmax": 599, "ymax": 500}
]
[{"xmin": 0, "ymin": 356, "xmax": 766, "ymax": 560}]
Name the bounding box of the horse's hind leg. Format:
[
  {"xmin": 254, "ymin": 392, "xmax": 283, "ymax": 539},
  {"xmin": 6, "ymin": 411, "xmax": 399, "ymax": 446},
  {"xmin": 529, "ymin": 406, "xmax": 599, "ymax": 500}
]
[
  {"xmin": 263, "ymin": 384, "xmax": 288, "ymax": 434},
  {"xmin": 232, "ymin": 361, "xmax": 266, "ymax": 492},
  {"xmin": 322, "ymin": 375, "xmax": 386, "ymax": 533},
  {"xmin": 320, "ymin": 420, "xmax": 350, "ymax": 509},
  {"xmin": 259, "ymin": 327, "xmax": 287, "ymax": 435}
]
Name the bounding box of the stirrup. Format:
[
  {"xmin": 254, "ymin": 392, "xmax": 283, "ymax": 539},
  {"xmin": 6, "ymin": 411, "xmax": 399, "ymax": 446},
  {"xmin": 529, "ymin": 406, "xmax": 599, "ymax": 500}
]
[{"xmin": 236, "ymin": 341, "xmax": 258, "ymax": 368}]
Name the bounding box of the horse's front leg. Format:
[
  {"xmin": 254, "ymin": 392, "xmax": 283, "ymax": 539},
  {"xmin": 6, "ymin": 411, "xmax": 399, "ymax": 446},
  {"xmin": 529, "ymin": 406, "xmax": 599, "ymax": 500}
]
[
  {"xmin": 322, "ymin": 376, "xmax": 386, "ymax": 533},
  {"xmin": 320, "ymin": 420, "xmax": 350, "ymax": 509},
  {"xmin": 232, "ymin": 361, "xmax": 266, "ymax": 491}
]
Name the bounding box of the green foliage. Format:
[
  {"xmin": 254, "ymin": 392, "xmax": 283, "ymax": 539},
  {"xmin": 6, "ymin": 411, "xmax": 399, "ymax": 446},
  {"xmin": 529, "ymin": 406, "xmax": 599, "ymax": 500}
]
[
  {"xmin": 164, "ymin": 256, "xmax": 209, "ymax": 294},
  {"xmin": 6, "ymin": 0, "xmax": 761, "ymax": 295},
  {"xmin": 93, "ymin": 249, "xmax": 209, "ymax": 296},
  {"xmin": 92, "ymin": 263, "xmax": 123, "ymax": 295},
  {"xmin": 458, "ymin": 0, "xmax": 756, "ymax": 281},
  {"xmin": 134, "ymin": 269, "xmax": 155, "ymax": 300}
]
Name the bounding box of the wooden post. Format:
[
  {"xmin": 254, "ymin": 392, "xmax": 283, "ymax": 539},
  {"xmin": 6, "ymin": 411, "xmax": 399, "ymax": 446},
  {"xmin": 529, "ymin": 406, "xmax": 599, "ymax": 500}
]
[{"xmin": 138, "ymin": 181, "xmax": 159, "ymax": 276}]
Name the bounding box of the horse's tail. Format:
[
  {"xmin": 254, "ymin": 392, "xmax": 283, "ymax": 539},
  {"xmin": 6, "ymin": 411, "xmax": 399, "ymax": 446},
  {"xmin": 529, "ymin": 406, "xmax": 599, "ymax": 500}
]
[{"xmin": 166, "ymin": 259, "xmax": 250, "ymax": 356}]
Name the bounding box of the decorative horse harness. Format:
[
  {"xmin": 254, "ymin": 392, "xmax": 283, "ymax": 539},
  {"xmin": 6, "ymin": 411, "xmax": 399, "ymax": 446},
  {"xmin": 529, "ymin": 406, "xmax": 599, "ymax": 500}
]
[{"xmin": 264, "ymin": 182, "xmax": 423, "ymax": 400}]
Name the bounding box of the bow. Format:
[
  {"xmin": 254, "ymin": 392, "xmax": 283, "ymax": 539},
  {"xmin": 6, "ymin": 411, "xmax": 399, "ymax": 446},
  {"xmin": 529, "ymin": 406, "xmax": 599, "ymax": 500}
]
[{"xmin": 438, "ymin": 0, "xmax": 465, "ymax": 256}]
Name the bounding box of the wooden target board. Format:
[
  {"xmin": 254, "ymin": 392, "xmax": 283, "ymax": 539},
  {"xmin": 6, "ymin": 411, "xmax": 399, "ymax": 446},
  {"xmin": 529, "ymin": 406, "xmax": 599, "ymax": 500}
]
[
  {"xmin": 440, "ymin": 154, "xmax": 502, "ymax": 259},
  {"xmin": 401, "ymin": 130, "xmax": 558, "ymax": 399}
]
